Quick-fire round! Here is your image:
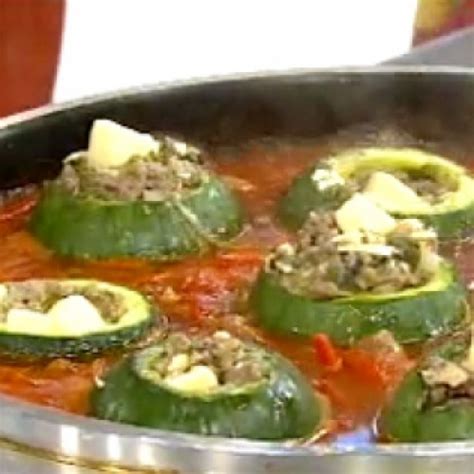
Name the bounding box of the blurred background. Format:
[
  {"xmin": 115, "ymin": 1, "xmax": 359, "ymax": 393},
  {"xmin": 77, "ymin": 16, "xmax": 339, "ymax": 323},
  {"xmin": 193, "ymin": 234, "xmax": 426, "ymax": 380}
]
[{"xmin": 0, "ymin": 0, "xmax": 473, "ymax": 118}]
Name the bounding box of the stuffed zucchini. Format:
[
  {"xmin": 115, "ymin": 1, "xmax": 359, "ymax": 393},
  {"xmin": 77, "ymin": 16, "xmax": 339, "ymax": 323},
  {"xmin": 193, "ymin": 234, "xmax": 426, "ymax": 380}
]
[
  {"xmin": 279, "ymin": 147, "xmax": 474, "ymax": 238},
  {"xmin": 91, "ymin": 330, "xmax": 327, "ymax": 440},
  {"xmin": 30, "ymin": 120, "xmax": 244, "ymax": 259},
  {"xmin": 251, "ymin": 206, "xmax": 467, "ymax": 345},
  {"xmin": 0, "ymin": 279, "xmax": 155, "ymax": 358},
  {"xmin": 380, "ymin": 330, "xmax": 474, "ymax": 441}
]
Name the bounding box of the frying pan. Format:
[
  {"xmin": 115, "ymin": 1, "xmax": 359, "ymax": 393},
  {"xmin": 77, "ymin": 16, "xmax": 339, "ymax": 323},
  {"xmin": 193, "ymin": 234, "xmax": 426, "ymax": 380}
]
[{"xmin": 0, "ymin": 67, "xmax": 473, "ymax": 473}]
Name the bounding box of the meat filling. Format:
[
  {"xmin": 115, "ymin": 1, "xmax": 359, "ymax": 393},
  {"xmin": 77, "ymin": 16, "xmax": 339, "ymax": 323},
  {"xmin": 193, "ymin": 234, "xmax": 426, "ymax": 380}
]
[
  {"xmin": 142, "ymin": 331, "xmax": 270, "ymax": 390},
  {"xmin": 58, "ymin": 136, "xmax": 205, "ymax": 202},
  {"xmin": 0, "ymin": 281, "xmax": 126, "ymax": 323},
  {"xmin": 421, "ymin": 356, "xmax": 474, "ymax": 409},
  {"xmin": 267, "ymin": 212, "xmax": 438, "ymax": 299}
]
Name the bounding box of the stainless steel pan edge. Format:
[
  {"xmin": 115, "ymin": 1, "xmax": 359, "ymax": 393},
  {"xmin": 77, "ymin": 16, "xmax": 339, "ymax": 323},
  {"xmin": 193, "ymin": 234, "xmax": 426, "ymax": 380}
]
[
  {"xmin": 0, "ymin": 67, "xmax": 473, "ymax": 473},
  {"xmin": 2, "ymin": 392, "xmax": 474, "ymax": 473}
]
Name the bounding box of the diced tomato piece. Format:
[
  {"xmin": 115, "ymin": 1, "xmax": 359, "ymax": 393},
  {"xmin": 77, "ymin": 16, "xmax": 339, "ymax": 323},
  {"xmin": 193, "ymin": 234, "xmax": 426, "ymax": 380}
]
[
  {"xmin": 342, "ymin": 348, "xmax": 384, "ymax": 386},
  {"xmin": 0, "ymin": 192, "xmax": 38, "ymax": 223},
  {"xmin": 312, "ymin": 333, "xmax": 343, "ymax": 372}
]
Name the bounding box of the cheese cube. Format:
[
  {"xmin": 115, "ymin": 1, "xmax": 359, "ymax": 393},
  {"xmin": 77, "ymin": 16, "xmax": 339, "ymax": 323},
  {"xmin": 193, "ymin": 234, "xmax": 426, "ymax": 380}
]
[
  {"xmin": 48, "ymin": 295, "xmax": 105, "ymax": 336},
  {"xmin": 167, "ymin": 353, "xmax": 190, "ymax": 374},
  {"xmin": 6, "ymin": 308, "xmax": 53, "ymax": 335},
  {"xmin": 363, "ymin": 171, "xmax": 430, "ymax": 213},
  {"xmin": 336, "ymin": 193, "xmax": 396, "ymax": 235},
  {"xmin": 87, "ymin": 119, "xmax": 158, "ymax": 169},
  {"xmin": 336, "ymin": 243, "xmax": 398, "ymax": 256},
  {"xmin": 164, "ymin": 365, "xmax": 219, "ymax": 394}
]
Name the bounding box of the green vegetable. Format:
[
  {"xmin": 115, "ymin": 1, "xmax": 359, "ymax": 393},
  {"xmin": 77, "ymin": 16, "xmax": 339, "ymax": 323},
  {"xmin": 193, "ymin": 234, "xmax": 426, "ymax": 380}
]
[
  {"xmin": 250, "ymin": 261, "xmax": 467, "ymax": 345},
  {"xmin": 91, "ymin": 339, "xmax": 326, "ymax": 440},
  {"xmin": 29, "ymin": 175, "xmax": 244, "ymax": 260},
  {"xmin": 0, "ymin": 280, "xmax": 155, "ymax": 358},
  {"xmin": 279, "ymin": 148, "xmax": 474, "ymax": 238},
  {"xmin": 279, "ymin": 168, "xmax": 350, "ymax": 231},
  {"xmin": 380, "ymin": 337, "xmax": 474, "ymax": 441}
]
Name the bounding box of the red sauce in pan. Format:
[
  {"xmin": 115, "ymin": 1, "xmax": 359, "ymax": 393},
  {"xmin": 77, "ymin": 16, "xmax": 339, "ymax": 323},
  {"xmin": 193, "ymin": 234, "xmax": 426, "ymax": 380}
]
[{"xmin": 0, "ymin": 141, "xmax": 472, "ymax": 442}]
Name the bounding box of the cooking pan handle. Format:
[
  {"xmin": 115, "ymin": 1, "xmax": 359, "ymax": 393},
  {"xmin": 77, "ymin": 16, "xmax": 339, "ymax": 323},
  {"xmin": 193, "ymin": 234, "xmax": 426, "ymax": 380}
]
[{"xmin": 384, "ymin": 26, "xmax": 474, "ymax": 67}]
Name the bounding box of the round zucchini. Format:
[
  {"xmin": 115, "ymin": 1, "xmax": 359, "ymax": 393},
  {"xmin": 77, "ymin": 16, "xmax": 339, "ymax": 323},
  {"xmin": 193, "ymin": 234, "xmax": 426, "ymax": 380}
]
[
  {"xmin": 29, "ymin": 174, "xmax": 244, "ymax": 260},
  {"xmin": 380, "ymin": 334, "xmax": 474, "ymax": 441},
  {"xmin": 279, "ymin": 148, "xmax": 474, "ymax": 238},
  {"xmin": 250, "ymin": 261, "xmax": 467, "ymax": 345},
  {"xmin": 0, "ymin": 279, "xmax": 155, "ymax": 358},
  {"xmin": 91, "ymin": 331, "xmax": 326, "ymax": 440}
]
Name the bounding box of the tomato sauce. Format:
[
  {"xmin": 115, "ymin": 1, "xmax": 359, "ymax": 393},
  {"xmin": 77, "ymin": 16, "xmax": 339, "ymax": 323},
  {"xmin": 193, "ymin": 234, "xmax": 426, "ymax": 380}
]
[{"xmin": 0, "ymin": 141, "xmax": 472, "ymax": 442}]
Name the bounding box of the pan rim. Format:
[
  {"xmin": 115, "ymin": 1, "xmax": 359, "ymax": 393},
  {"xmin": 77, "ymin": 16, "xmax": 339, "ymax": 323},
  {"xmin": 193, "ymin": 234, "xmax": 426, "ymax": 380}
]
[
  {"xmin": 0, "ymin": 65, "xmax": 473, "ymax": 131},
  {"xmin": 0, "ymin": 66, "xmax": 473, "ymax": 467}
]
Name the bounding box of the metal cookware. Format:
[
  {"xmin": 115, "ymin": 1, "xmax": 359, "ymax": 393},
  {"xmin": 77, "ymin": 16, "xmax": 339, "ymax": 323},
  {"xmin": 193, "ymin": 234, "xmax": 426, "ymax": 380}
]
[{"xmin": 0, "ymin": 67, "xmax": 473, "ymax": 473}]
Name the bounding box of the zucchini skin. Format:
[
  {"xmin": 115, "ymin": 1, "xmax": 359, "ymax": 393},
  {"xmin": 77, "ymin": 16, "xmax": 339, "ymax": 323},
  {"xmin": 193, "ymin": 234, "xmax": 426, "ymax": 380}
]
[
  {"xmin": 411, "ymin": 201, "xmax": 474, "ymax": 239},
  {"xmin": 0, "ymin": 280, "xmax": 156, "ymax": 359},
  {"xmin": 381, "ymin": 340, "xmax": 474, "ymax": 441},
  {"xmin": 278, "ymin": 170, "xmax": 348, "ymax": 231},
  {"xmin": 29, "ymin": 176, "xmax": 244, "ymax": 259},
  {"xmin": 278, "ymin": 159, "xmax": 474, "ymax": 238},
  {"xmin": 0, "ymin": 315, "xmax": 153, "ymax": 359},
  {"xmin": 250, "ymin": 263, "xmax": 467, "ymax": 345},
  {"xmin": 91, "ymin": 350, "xmax": 324, "ymax": 440}
]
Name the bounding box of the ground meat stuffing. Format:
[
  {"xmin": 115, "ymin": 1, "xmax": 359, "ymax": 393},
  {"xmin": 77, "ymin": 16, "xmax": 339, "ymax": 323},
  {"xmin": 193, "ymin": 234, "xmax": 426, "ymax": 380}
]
[
  {"xmin": 267, "ymin": 212, "xmax": 437, "ymax": 299},
  {"xmin": 421, "ymin": 356, "xmax": 474, "ymax": 409},
  {"xmin": 58, "ymin": 136, "xmax": 206, "ymax": 201},
  {"xmin": 0, "ymin": 280, "xmax": 126, "ymax": 323},
  {"xmin": 350, "ymin": 168, "xmax": 456, "ymax": 205},
  {"xmin": 143, "ymin": 331, "xmax": 270, "ymax": 388}
]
